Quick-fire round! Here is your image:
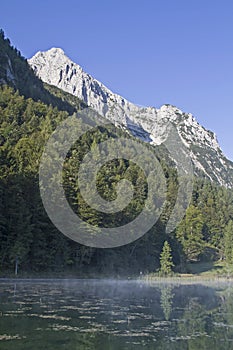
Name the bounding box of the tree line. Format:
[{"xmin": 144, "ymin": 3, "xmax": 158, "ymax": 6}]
[{"xmin": 0, "ymin": 85, "xmax": 233, "ymax": 276}]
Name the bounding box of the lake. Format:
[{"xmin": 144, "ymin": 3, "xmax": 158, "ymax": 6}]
[{"xmin": 0, "ymin": 279, "xmax": 233, "ymax": 349}]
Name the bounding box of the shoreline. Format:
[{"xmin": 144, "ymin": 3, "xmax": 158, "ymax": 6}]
[{"xmin": 1, "ymin": 275, "xmax": 233, "ymax": 285}]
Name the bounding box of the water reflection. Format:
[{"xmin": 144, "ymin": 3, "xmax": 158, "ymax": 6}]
[
  {"xmin": 0, "ymin": 280, "xmax": 233, "ymax": 349},
  {"xmin": 160, "ymin": 286, "xmax": 174, "ymax": 321}
]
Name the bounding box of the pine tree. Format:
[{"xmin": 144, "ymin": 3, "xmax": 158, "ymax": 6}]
[
  {"xmin": 224, "ymin": 220, "xmax": 233, "ymax": 264},
  {"xmin": 176, "ymin": 205, "xmax": 205, "ymax": 262},
  {"xmin": 159, "ymin": 241, "xmax": 174, "ymax": 276}
]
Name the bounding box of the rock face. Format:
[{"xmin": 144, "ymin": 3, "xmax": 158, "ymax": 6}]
[
  {"xmin": 28, "ymin": 48, "xmax": 233, "ymax": 187},
  {"xmin": 0, "ymin": 52, "xmax": 16, "ymax": 86}
]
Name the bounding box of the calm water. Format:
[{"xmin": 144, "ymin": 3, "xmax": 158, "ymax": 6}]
[{"xmin": 0, "ymin": 279, "xmax": 233, "ymax": 349}]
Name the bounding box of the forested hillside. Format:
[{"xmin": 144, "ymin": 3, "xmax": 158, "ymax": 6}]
[{"xmin": 1, "ymin": 31, "xmax": 233, "ymax": 276}]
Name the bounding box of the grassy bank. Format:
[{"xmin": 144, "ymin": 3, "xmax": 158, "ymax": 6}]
[{"xmin": 142, "ymin": 261, "xmax": 233, "ymax": 284}]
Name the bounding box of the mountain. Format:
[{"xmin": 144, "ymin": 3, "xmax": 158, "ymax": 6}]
[
  {"xmin": 28, "ymin": 48, "xmax": 233, "ymax": 187},
  {"xmin": 0, "ymin": 31, "xmax": 87, "ymax": 114},
  {"xmin": 1, "ymin": 30, "xmax": 233, "ymax": 273}
]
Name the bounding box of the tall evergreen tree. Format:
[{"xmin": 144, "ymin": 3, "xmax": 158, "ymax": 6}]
[
  {"xmin": 224, "ymin": 220, "xmax": 233, "ymax": 264},
  {"xmin": 159, "ymin": 241, "xmax": 174, "ymax": 276},
  {"xmin": 176, "ymin": 205, "xmax": 205, "ymax": 262}
]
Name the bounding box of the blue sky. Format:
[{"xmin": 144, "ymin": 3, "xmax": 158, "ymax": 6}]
[{"xmin": 1, "ymin": 0, "xmax": 233, "ymax": 159}]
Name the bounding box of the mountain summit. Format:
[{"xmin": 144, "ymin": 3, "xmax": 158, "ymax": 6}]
[{"xmin": 28, "ymin": 48, "xmax": 233, "ymax": 187}]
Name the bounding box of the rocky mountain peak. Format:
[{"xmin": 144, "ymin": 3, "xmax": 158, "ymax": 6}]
[{"xmin": 28, "ymin": 48, "xmax": 233, "ymax": 187}]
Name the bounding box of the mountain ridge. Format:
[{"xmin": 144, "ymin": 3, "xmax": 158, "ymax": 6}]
[
  {"xmin": 28, "ymin": 47, "xmax": 233, "ymax": 187},
  {"xmin": 1, "ymin": 30, "xmax": 233, "ymax": 272}
]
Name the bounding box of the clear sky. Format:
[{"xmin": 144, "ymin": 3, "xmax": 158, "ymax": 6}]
[{"xmin": 1, "ymin": 0, "xmax": 233, "ymax": 159}]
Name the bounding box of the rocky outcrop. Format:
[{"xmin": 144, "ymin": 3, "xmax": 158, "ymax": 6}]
[{"xmin": 28, "ymin": 48, "xmax": 233, "ymax": 187}]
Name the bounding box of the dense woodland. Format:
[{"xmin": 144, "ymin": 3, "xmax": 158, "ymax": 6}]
[{"xmin": 1, "ymin": 31, "xmax": 233, "ymax": 276}]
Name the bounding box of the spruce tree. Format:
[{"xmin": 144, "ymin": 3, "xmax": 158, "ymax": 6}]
[
  {"xmin": 176, "ymin": 205, "xmax": 205, "ymax": 262},
  {"xmin": 159, "ymin": 241, "xmax": 174, "ymax": 276},
  {"xmin": 224, "ymin": 220, "xmax": 233, "ymax": 264}
]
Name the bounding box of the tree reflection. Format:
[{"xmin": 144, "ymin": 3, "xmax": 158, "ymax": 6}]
[{"xmin": 160, "ymin": 285, "xmax": 174, "ymax": 321}]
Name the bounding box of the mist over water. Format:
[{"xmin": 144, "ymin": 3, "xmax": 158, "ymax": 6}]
[{"xmin": 0, "ymin": 279, "xmax": 233, "ymax": 349}]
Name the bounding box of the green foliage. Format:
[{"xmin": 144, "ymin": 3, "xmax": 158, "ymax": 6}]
[
  {"xmin": 0, "ymin": 30, "xmax": 233, "ymax": 275},
  {"xmin": 159, "ymin": 241, "xmax": 174, "ymax": 276},
  {"xmin": 0, "ymin": 85, "xmax": 163, "ymax": 274},
  {"xmin": 0, "ymin": 84, "xmax": 233, "ymax": 275},
  {"xmin": 176, "ymin": 205, "xmax": 205, "ymax": 261},
  {"xmin": 224, "ymin": 220, "xmax": 233, "ymax": 264}
]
